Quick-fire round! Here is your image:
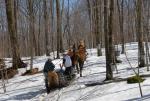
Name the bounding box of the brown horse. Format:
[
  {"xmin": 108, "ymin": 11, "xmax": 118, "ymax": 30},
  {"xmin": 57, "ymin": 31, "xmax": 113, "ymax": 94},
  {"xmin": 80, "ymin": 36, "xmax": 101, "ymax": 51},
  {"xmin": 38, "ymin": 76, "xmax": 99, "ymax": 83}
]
[
  {"xmin": 67, "ymin": 43, "xmax": 87, "ymax": 77},
  {"xmin": 47, "ymin": 71, "xmax": 59, "ymax": 89},
  {"xmin": 74, "ymin": 45, "xmax": 87, "ymax": 77}
]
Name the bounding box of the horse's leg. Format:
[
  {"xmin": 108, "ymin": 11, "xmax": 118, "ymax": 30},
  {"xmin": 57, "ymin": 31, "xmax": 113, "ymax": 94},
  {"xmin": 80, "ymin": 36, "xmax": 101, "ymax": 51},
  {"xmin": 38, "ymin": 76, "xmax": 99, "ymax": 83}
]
[
  {"xmin": 80, "ymin": 64, "xmax": 82, "ymax": 77},
  {"xmin": 78, "ymin": 61, "xmax": 83, "ymax": 77},
  {"xmin": 74, "ymin": 55, "xmax": 79, "ymax": 74},
  {"xmin": 80, "ymin": 61, "xmax": 85, "ymax": 77},
  {"xmin": 76, "ymin": 63, "xmax": 79, "ymax": 74},
  {"xmin": 80, "ymin": 66, "xmax": 82, "ymax": 77}
]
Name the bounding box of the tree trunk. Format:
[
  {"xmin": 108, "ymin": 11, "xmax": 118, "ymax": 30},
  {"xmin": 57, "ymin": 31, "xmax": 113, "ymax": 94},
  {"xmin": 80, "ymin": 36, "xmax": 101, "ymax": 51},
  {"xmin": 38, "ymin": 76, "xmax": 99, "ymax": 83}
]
[
  {"xmin": 95, "ymin": 0, "xmax": 100, "ymax": 46},
  {"xmin": 5, "ymin": 0, "xmax": 22, "ymax": 69},
  {"xmin": 50, "ymin": 0, "xmax": 55, "ymax": 59},
  {"xmin": 104, "ymin": 0, "xmax": 114, "ymax": 80},
  {"xmin": 67, "ymin": 0, "xmax": 71, "ymax": 47},
  {"xmin": 117, "ymin": 0, "xmax": 124, "ymax": 54},
  {"xmin": 43, "ymin": 0, "xmax": 50, "ymax": 56},
  {"xmin": 137, "ymin": 0, "xmax": 145, "ymax": 67},
  {"xmin": 38, "ymin": 3, "xmax": 41, "ymax": 56},
  {"xmin": 86, "ymin": 0, "xmax": 93, "ymax": 48},
  {"xmin": 56, "ymin": 0, "xmax": 61, "ymax": 58},
  {"xmin": 28, "ymin": 0, "xmax": 34, "ymax": 70},
  {"xmin": 121, "ymin": 0, "xmax": 125, "ymax": 54},
  {"xmin": 60, "ymin": 0, "xmax": 64, "ymax": 52},
  {"xmin": 104, "ymin": 0, "xmax": 112, "ymax": 80}
]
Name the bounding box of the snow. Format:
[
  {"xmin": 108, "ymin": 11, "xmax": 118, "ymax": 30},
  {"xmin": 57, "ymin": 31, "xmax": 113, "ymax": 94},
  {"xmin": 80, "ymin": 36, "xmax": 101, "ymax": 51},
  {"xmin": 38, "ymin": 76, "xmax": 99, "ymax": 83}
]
[{"xmin": 1, "ymin": 43, "xmax": 150, "ymax": 101}]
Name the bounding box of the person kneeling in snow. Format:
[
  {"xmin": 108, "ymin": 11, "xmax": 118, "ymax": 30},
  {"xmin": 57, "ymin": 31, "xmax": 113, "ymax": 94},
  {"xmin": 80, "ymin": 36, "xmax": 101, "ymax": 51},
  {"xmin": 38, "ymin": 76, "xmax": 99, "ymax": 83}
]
[{"xmin": 43, "ymin": 58, "xmax": 59, "ymax": 94}]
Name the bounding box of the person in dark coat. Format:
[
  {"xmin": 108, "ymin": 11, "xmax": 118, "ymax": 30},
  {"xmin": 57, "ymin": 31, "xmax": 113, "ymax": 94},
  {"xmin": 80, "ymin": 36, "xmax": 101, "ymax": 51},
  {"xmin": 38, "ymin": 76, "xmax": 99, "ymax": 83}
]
[{"xmin": 43, "ymin": 58, "xmax": 55, "ymax": 93}]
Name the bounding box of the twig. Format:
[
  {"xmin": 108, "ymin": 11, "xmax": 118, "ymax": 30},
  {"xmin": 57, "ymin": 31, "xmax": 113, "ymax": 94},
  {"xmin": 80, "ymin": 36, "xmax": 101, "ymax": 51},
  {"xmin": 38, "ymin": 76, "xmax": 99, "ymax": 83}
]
[{"xmin": 124, "ymin": 50, "xmax": 143, "ymax": 97}]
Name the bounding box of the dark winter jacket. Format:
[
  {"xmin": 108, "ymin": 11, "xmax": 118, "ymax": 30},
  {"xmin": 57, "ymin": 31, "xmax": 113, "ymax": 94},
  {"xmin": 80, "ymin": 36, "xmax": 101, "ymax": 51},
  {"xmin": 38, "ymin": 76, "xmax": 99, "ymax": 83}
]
[{"xmin": 43, "ymin": 60, "xmax": 55, "ymax": 73}]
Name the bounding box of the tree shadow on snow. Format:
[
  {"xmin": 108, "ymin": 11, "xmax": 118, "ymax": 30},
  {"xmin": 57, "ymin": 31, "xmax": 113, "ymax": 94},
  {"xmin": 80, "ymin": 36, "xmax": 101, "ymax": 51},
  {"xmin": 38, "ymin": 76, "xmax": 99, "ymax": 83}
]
[
  {"xmin": 1, "ymin": 89, "xmax": 46, "ymax": 101},
  {"xmin": 84, "ymin": 62, "xmax": 105, "ymax": 68},
  {"xmin": 124, "ymin": 93, "xmax": 150, "ymax": 101}
]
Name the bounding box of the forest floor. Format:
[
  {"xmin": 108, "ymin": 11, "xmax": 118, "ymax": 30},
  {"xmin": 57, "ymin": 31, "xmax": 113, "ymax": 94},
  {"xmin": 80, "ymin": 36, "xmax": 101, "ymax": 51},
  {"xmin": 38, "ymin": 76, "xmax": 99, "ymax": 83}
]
[{"xmin": 1, "ymin": 42, "xmax": 150, "ymax": 101}]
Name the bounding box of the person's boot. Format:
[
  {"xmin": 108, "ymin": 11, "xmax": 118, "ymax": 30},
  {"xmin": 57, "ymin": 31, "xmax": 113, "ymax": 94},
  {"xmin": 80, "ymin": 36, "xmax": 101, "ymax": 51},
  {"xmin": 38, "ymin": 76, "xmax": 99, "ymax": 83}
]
[
  {"xmin": 45, "ymin": 80, "xmax": 50, "ymax": 94},
  {"xmin": 46, "ymin": 87, "xmax": 50, "ymax": 94}
]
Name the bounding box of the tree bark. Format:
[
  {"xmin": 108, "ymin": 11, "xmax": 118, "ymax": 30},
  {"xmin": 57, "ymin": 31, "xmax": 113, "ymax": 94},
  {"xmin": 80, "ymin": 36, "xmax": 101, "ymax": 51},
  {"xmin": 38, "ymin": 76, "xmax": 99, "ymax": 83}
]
[
  {"xmin": 86, "ymin": 0, "xmax": 93, "ymax": 48},
  {"xmin": 60, "ymin": 0, "xmax": 64, "ymax": 52},
  {"xmin": 5, "ymin": 0, "xmax": 22, "ymax": 69},
  {"xmin": 104, "ymin": 0, "xmax": 114, "ymax": 80},
  {"xmin": 104, "ymin": 0, "xmax": 112, "ymax": 80},
  {"xmin": 95, "ymin": 0, "xmax": 100, "ymax": 46},
  {"xmin": 50, "ymin": 0, "xmax": 55, "ymax": 59},
  {"xmin": 137, "ymin": 0, "xmax": 145, "ymax": 67},
  {"xmin": 56, "ymin": 0, "xmax": 61, "ymax": 58},
  {"xmin": 28, "ymin": 0, "xmax": 34, "ymax": 70},
  {"xmin": 43, "ymin": 0, "xmax": 50, "ymax": 56}
]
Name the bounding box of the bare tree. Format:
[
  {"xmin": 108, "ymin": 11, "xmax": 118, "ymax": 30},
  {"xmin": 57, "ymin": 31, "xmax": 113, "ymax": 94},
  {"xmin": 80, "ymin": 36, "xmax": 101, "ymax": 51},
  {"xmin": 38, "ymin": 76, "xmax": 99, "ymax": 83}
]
[
  {"xmin": 5, "ymin": 0, "xmax": 22, "ymax": 69},
  {"xmin": 86, "ymin": 0, "xmax": 93, "ymax": 48},
  {"xmin": 104, "ymin": 0, "xmax": 108, "ymax": 65},
  {"xmin": 137, "ymin": 0, "xmax": 145, "ymax": 67},
  {"xmin": 28, "ymin": 0, "xmax": 34, "ymax": 70},
  {"xmin": 104, "ymin": 0, "xmax": 114, "ymax": 80},
  {"xmin": 60, "ymin": 0, "xmax": 64, "ymax": 52},
  {"xmin": 117, "ymin": 0, "xmax": 125, "ymax": 54},
  {"xmin": 67, "ymin": 0, "xmax": 71, "ymax": 46},
  {"xmin": 27, "ymin": 0, "xmax": 38, "ymax": 56},
  {"xmin": 94, "ymin": 0, "xmax": 100, "ymax": 46},
  {"xmin": 50, "ymin": 0, "xmax": 55, "ymax": 59},
  {"xmin": 56, "ymin": 0, "xmax": 61, "ymax": 58},
  {"xmin": 43, "ymin": 0, "xmax": 50, "ymax": 56}
]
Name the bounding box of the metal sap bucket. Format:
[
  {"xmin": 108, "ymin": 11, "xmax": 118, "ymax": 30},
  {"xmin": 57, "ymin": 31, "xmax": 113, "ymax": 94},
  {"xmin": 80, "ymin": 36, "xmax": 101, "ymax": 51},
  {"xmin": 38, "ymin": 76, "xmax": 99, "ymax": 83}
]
[
  {"xmin": 115, "ymin": 50, "xmax": 120, "ymax": 56},
  {"xmin": 111, "ymin": 64, "xmax": 115, "ymax": 71}
]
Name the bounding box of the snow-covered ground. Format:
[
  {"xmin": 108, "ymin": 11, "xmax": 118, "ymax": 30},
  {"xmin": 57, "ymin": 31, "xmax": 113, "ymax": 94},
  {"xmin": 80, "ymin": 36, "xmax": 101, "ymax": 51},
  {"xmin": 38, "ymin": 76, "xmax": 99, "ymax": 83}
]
[{"xmin": 1, "ymin": 42, "xmax": 150, "ymax": 101}]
